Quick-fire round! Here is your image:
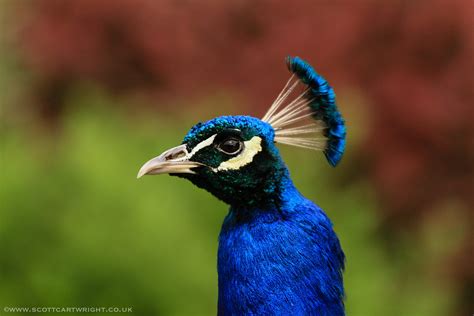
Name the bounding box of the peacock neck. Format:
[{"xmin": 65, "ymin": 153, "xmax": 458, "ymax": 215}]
[
  {"xmin": 217, "ymin": 168, "xmax": 345, "ymax": 315},
  {"xmin": 228, "ymin": 166, "xmax": 302, "ymax": 217}
]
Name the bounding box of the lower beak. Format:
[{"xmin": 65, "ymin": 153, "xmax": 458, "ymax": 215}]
[{"xmin": 137, "ymin": 144, "xmax": 203, "ymax": 178}]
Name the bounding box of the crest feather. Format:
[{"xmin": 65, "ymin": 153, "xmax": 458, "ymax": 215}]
[{"xmin": 262, "ymin": 56, "xmax": 346, "ymax": 167}]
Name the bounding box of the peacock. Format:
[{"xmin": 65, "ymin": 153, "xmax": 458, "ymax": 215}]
[{"xmin": 137, "ymin": 56, "xmax": 346, "ymax": 315}]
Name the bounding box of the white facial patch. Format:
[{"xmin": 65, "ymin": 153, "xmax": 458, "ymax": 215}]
[{"xmin": 214, "ymin": 136, "xmax": 262, "ymax": 172}]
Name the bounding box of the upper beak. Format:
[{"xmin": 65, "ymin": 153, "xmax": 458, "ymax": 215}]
[{"xmin": 137, "ymin": 144, "xmax": 204, "ymax": 178}]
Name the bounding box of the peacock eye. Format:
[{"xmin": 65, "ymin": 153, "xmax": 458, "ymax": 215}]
[{"xmin": 217, "ymin": 138, "xmax": 243, "ymax": 155}]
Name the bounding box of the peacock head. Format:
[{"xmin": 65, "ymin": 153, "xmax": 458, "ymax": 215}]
[{"xmin": 137, "ymin": 57, "xmax": 346, "ymax": 207}]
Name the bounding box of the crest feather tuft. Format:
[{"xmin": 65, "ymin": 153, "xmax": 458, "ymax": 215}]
[{"xmin": 262, "ymin": 56, "xmax": 346, "ymax": 167}]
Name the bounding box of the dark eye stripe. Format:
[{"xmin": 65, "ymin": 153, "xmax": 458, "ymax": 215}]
[{"xmin": 214, "ymin": 129, "xmax": 243, "ymax": 144}]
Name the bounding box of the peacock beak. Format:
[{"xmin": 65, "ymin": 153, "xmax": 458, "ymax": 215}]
[{"xmin": 137, "ymin": 144, "xmax": 204, "ymax": 178}]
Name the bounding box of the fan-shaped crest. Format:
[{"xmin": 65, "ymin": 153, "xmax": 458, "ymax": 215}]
[{"xmin": 262, "ymin": 56, "xmax": 346, "ymax": 166}]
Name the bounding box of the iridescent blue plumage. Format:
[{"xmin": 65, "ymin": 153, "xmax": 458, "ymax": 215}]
[
  {"xmin": 217, "ymin": 162, "xmax": 345, "ymax": 315},
  {"xmin": 286, "ymin": 56, "xmax": 346, "ymax": 166},
  {"xmin": 137, "ymin": 57, "xmax": 346, "ymax": 315},
  {"xmin": 182, "ymin": 116, "xmax": 345, "ymax": 315}
]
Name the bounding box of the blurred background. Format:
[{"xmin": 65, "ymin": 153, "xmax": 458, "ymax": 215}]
[{"xmin": 1, "ymin": 1, "xmax": 473, "ymax": 315}]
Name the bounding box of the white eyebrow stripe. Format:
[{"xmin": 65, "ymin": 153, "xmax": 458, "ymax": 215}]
[
  {"xmin": 188, "ymin": 134, "xmax": 217, "ymax": 158},
  {"xmin": 170, "ymin": 134, "xmax": 216, "ymax": 163},
  {"xmin": 213, "ymin": 136, "xmax": 262, "ymax": 172}
]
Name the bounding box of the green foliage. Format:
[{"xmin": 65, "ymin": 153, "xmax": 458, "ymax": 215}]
[{"xmin": 0, "ymin": 91, "xmax": 452, "ymax": 316}]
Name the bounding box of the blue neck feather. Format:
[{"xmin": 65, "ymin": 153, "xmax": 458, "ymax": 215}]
[{"xmin": 217, "ymin": 168, "xmax": 345, "ymax": 315}]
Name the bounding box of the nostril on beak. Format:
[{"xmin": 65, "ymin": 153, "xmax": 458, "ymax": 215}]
[
  {"xmin": 166, "ymin": 151, "xmax": 186, "ymax": 161},
  {"xmin": 162, "ymin": 144, "xmax": 189, "ymax": 162}
]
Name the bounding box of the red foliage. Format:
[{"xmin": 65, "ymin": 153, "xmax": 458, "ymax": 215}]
[{"xmin": 15, "ymin": 0, "xmax": 473, "ymax": 211}]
